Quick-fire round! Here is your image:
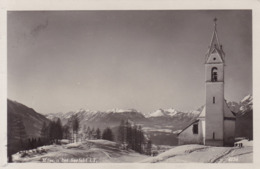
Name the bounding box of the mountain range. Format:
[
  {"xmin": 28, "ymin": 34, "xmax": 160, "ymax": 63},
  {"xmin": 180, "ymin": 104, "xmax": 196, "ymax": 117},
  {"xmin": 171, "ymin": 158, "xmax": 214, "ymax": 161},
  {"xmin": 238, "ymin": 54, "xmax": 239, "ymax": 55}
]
[
  {"xmin": 46, "ymin": 107, "xmax": 201, "ymax": 132},
  {"xmin": 44, "ymin": 94, "xmax": 252, "ymax": 134},
  {"xmin": 7, "ymin": 94, "xmax": 253, "ymax": 155}
]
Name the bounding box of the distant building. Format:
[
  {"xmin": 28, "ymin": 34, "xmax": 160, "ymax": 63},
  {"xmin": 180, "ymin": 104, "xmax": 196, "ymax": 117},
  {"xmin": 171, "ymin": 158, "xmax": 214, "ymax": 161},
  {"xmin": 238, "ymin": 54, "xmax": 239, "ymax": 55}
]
[{"xmin": 178, "ymin": 19, "xmax": 236, "ymax": 146}]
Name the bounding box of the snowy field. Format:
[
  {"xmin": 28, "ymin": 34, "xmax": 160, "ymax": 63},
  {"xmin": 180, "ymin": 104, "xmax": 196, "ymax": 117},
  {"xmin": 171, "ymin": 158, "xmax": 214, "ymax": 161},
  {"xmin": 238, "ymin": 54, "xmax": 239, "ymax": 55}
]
[
  {"xmin": 12, "ymin": 140, "xmax": 253, "ymax": 163},
  {"xmin": 141, "ymin": 142, "xmax": 253, "ymax": 163},
  {"xmin": 12, "ymin": 139, "xmax": 148, "ymax": 163}
]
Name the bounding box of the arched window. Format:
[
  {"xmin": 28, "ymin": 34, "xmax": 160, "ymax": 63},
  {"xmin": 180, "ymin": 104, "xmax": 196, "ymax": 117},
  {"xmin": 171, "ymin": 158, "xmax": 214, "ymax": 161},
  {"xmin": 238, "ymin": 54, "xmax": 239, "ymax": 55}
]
[{"xmin": 211, "ymin": 67, "xmax": 218, "ymax": 82}]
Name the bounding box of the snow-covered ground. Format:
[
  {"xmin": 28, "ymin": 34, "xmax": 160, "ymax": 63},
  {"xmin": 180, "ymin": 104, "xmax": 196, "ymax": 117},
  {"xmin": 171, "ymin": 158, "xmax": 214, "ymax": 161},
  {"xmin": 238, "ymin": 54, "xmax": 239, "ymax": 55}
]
[
  {"xmin": 140, "ymin": 142, "xmax": 253, "ymax": 163},
  {"xmin": 12, "ymin": 140, "xmax": 253, "ymax": 163},
  {"xmin": 12, "ymin": 139, "xmax": 148, "ymax": 163},
  {"xmin": 142, "ymin": 127, "xmax": 173, "ymax": 133}
]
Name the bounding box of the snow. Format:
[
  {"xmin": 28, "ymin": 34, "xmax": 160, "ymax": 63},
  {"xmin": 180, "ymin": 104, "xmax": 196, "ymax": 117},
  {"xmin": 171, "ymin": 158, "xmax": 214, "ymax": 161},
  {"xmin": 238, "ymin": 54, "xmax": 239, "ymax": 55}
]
[
  {"xmin": 165, "ymin": 108, "xmax": 178, "ymax": 116},
  {"xmin": 235, "ymin": 140, "xmax": 253, "ymax": 147},
  {"xmin": 12, "ymin": 140, "xmax": 147, "ymax": 163},
  {"xmin": 148, "ymin": 108, "xmax": 179, "ymax": 117},
  {"xmin": 172, "ymin": 130, "xmax": 182, "ymax": 134},
  {"xmin": 77, "ymin": 108, "xmax": 90, "ymax": 112},
  {"xmin": 149, "ymin": 109, "xmax": 165, "ymax": 117},
  {"xmin": 143, "ymin": 128, "xmax": 172, "ymax": 133},
  {"xmin": 147, "ymin": 108, "xmax": 201, "ymax": 118},
  {"xmin": 60, "ymin": 139, "xmax": 70, "ymax": 144},
  {"xmin": 11, "ymin": 142, "xmax": 253, "ymax": 163},
  {"xmin": 241, "ymin": 94, "xmax": 252, "ymax": 103},
  {"xmin": 238, "ymin": 94, "xmax": 253, "ymax": 113},
  {"xmin": 87, "ymin": 139, "xmax": 118, "ymax": 146},
  {"xmin": 140, "ymin": 144, "xmax": 253, "ymax": 163},
  {"xmin": 65, "ymin": 142, "xmax": 83, "ymax": 149},
  {"xmin": 239, "ymin": 106, "xmax": 245, "ymax": 111},
  {"xmin": 141, "ymin": 144, "xmax": 207, "ymax": 163},
  {"xmin": 106, "ymin": 108, "xmax": 139, "ymax": 113}
]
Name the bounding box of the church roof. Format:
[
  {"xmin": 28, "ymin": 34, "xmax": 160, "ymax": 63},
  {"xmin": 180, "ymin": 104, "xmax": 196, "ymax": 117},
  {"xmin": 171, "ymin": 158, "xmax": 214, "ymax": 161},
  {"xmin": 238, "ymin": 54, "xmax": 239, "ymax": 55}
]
[
  {"xmin": 198, "ymin": 106, "xmax": 205, "ymax": 118},
  {"xmin": 177, "ymin": 119, "xmax": 200, "ymax": 136},
  {"xmin": 224, "ymin": 99, "xmax": 236, "ymax": 119},
  {"xmin": 178, "ymin": 99, "xmax": 236, "ymax": 135}
]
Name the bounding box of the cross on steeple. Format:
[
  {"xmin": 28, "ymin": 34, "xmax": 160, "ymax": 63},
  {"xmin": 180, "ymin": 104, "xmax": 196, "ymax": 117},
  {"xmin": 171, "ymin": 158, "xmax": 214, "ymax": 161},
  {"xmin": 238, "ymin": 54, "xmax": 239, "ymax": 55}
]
[
  {"xmin": 214, "ymin": 17, "xmax": 217, "ymax": 23},
  {"xmin": 214, "ymin": 17, "xmax": 217, "ymax": 30}
]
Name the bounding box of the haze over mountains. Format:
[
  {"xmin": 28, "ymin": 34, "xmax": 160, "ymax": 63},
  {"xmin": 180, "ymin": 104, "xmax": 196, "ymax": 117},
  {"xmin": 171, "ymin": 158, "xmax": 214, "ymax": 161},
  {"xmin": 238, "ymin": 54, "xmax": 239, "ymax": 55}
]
[{"xmin": 46, "ymin": 107, "xmax": 201, "ymax": 132}]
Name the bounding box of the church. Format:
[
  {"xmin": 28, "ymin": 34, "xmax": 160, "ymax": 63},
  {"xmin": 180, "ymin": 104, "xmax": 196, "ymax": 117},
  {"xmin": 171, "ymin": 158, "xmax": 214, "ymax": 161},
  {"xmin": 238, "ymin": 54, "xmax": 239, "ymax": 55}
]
[{"xmin": 177, "ymin": 19, "xmax": 236, "ymax": 147}]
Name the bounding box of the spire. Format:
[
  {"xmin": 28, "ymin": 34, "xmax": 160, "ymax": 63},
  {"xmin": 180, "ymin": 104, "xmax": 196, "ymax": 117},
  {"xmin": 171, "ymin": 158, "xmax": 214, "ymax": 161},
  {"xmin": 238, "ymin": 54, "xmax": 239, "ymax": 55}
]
[
  {"xmin": 206, "ymin": 18, "xmax": 224, "ymax": 61},
  {"xmin": 209, "ymin": 18, "xmax": 220, "ymax": 53}
]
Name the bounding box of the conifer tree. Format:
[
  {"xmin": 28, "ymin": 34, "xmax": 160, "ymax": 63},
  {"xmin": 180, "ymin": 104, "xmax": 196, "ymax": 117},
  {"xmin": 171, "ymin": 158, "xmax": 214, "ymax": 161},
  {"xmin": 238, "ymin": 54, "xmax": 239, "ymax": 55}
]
[
  {"xmin": 118, "ymin": 120, "xmax": 125, "ymax": 144},
  {"xmin": 102, "ymin": 127, "xmax": 114, "ymax": 141},
  {"xmin": 146, "ymin": 140, "xmax": 152, "ymax": 156},
  {"xmin": 96, "ymin": 128, "xmax": 101, "ymax": 139},
  {"xmin": 126, "ymin": 121, "xmax": 132, "ymax": 149},
  {"xmin": 62, "ymin": 124, "xmax": 70, "ymax": 139},
  {"xmin": 56, "ymin": 118, "xmax": 63, "ymax": 140},
  {"xmin": 40, "ymin": 122, "xmax": 49, "ymax": 145}
]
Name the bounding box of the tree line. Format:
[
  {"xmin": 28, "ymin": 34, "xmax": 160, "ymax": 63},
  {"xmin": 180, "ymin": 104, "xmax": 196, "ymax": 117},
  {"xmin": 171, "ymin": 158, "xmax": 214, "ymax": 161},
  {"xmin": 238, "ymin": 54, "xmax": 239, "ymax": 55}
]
[
  {"xmin": 117, "ymin": 120, "xmax": 152, "ymax": 155},
  {"xmin": 40, "ymin": 115, "xmax": 114, "ymax": 144},
  {"xmin": 9, "ymin": 114, "xmax": 152, "ymax": 161}
]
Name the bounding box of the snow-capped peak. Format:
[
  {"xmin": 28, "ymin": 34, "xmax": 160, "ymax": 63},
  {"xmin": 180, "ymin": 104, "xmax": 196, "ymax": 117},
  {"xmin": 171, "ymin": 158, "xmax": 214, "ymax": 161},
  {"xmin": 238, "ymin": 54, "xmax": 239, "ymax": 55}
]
[
  {"xmin": 239, "ymin": 94, "xmax": 253, "ymax": 113},
  {"xmin": 164, "ymin": 108, "xmax": 178, "ymax": 116},
  {"xmin": 147, "ymin": 108, "xmax": 201, "ymax": 118},
  {"xmin": 241, "ymin": 94, "xmax": 252, "ymax": 103},
  {"xmin": 106, "ymin": 108, "xmax": 139, "ymax": 113},
  {"xmin": 77, "ymin": 108, "xmax": 91, "ymax": 113},
  {"xmin": 149, "ymin": 109, "xmax": 166, "ymax": 117}
]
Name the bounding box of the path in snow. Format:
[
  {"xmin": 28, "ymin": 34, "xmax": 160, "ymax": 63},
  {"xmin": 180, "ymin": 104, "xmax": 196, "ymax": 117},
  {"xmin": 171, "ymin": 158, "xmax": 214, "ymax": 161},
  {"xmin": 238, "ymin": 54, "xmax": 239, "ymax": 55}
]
[
  {"xmin": 11, "ymin": 140, "xmax": 253, "ymax": 163},
  {"xmin": 141, "ymin": 144, "xmax": 253, "ymax": 163}
]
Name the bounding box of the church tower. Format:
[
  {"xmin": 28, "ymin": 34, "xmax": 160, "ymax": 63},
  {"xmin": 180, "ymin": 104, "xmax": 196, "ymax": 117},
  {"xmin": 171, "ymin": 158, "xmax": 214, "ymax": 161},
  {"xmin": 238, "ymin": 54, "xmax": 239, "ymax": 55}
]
[
  {"xmin": 205, "ymin": 18, "xmax": 226, "ymax": 146},
  {"xmin": 177, "ymin": 18, "xmax": 235, "ymax": 146}
]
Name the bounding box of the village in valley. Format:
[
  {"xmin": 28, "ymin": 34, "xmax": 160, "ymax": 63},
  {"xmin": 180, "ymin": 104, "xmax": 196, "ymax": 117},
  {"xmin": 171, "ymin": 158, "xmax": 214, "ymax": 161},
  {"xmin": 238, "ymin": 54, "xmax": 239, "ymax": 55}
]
[{"xmin": 7, "ymin": 11, "xmax": 253, "ymax": 163}]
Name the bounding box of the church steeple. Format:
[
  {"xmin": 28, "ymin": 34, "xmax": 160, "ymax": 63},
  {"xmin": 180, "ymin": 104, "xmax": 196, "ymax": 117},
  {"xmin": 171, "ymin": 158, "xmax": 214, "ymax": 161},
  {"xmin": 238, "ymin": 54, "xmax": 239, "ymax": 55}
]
[
  {"xmin": 204, "ymin": 18, "xmax": 226, "ymax": 146},
  {"xmin": 206, "ymin": 18, "xmax": 225, "ymax": 63}
]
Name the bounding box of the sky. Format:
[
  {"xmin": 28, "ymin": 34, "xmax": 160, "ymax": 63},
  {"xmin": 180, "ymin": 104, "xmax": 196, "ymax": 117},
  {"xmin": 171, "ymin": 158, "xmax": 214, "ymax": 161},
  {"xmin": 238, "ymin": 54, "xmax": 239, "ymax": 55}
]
[{"xmin": 7, "ymin": 10, "xmax": 252, "ymax": 114}]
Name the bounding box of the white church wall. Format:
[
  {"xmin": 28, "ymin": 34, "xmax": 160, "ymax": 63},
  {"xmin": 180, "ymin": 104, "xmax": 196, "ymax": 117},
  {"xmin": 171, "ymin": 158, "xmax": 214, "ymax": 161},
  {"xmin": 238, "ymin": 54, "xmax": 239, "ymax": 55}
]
[
  {"xmin": 205, "ymin": 83, "xmax": 224, "ymax": 141},
  {"xmin": 201, "ymin": 120, "xmax": 206, "ymax": 145},
  {"xmin": 178, "ymin": 121, "xmax": 204, "ymax": 145}
]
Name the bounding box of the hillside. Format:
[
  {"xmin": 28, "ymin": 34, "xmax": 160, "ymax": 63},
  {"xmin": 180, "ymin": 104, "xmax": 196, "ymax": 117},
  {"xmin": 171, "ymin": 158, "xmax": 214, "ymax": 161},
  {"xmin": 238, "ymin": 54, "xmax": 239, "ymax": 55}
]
[
  {"xmin": 12, "ymin": 139, "xmax": 148, "ymax": 163},
  {"xmin": 233, "ymin": 95, "xmax": 253, "ymax": 140},
  {"xmin": 12, "ymin": 140, "xmax": 252, "ymax": 163},
  {"xmin": 141, "ymin": 142, "xmax": 253, "ymax": 163},
  {"xmin": 7, "ymin": 99, "xmax": 50, "ymax": 157}
]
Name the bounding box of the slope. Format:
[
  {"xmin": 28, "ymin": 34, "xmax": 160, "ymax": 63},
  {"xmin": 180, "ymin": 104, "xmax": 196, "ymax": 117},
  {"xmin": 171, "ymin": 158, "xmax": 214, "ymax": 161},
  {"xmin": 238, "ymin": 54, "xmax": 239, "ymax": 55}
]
[
  {"xmin": 12, "ymin": 139, "xmax": 148, "ymax": 163},
  {"xmin": 7, "ymin": 99, "xmax": 50, "ymax": 157},
  {"xmin": 140, "ymin": 143, "xmax": 253, "ymax": 163}
]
